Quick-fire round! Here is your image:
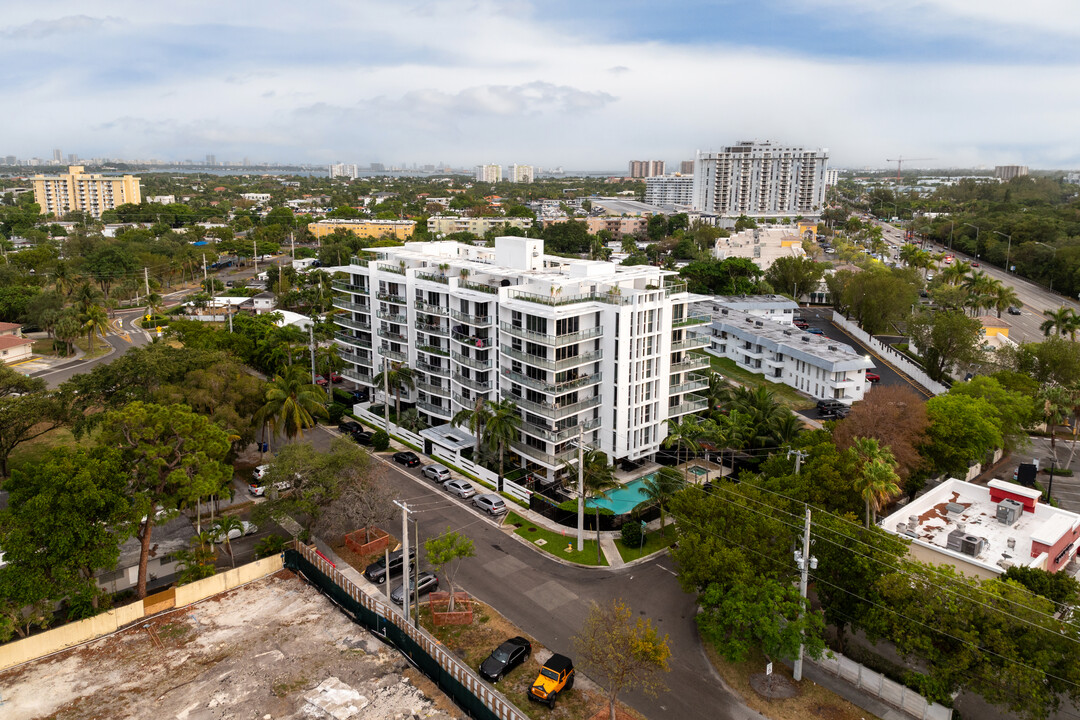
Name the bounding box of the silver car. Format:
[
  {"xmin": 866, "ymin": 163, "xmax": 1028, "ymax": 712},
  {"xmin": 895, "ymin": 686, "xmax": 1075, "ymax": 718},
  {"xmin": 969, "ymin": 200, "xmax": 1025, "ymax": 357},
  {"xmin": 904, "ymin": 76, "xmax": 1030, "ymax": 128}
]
[
  {"xmin": 474, "ymin": 494, "xmax": 507, "ymax": 516},
  {"xmin": 443, "ymin": 479, "xmax": 477, "ymax": 498},
  {"xmin": 423, "ymin": 463, "xmax": 451, "ymax": 482}
]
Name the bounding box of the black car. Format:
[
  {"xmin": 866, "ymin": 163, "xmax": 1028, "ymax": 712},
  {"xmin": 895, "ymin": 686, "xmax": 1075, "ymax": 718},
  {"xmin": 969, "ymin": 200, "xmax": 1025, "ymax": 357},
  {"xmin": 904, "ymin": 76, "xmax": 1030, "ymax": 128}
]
[
  {"xmin": 363, "ymin": 548, "xmax": 417, "ymax": 583},
  {"xmin": 393, "ymin": 451, "xmax": 421, "ymax": 467},
  {"xmin": 352, "ymin": 430, "xmax": 374, "ymax": 446},
  {"xmin": 389, "ymin": 571, "xmax": 439, "ymax": 604},
  {"xmin": 480, "ymin": 636, "xmax": 532, "ymax": 682},
  {"xmin": 339, "ymin": 420, "xmax": 362, "ymax": 436},
  {"xmin": 346, "ymin": 388, "xmax": 371, "ymax": 402}
]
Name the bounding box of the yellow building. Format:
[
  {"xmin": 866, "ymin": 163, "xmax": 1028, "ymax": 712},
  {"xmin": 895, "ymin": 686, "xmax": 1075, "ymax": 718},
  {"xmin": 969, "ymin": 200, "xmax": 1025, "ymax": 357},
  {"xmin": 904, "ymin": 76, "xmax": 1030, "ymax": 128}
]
[
  {"xmin": 31, "ymin": 165, "xmax": 141, "ymax": 218},
  {"xmin": 308, "ymin": 218, "xmax": 415, "ymax": 241}
]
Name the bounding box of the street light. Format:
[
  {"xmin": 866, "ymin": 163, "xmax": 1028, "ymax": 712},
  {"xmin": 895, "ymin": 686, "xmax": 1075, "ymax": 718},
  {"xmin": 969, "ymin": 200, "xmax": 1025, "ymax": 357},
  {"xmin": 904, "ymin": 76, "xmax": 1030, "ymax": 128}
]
[
  {"xmin": 963, "ymin": 223, "xmax": 980, "ymax": 258},
  {"xmin": 994, "ymin": 230, "xmax": 1012, "ymax": 274},
  {"xmin": 1031, "ymin": 241, "xmax": 1059, "ymax": 295}
]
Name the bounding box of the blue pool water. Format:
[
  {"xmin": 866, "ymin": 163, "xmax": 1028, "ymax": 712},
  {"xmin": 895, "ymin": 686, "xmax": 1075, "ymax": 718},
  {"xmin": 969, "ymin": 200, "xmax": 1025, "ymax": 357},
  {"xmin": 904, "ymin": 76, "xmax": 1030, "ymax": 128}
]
[{"xmin": 586, "ymin": 474, "xmax": 655, "ymax": 515}]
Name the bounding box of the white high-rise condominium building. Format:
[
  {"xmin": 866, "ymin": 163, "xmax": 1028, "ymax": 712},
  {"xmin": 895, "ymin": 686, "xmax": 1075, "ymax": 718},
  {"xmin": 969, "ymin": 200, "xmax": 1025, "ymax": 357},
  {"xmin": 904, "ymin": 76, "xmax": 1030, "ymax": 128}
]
[
  {"xmin": 510, "ymin": 164, "xmax": 534, "ymax": 183},
  {"xmin": 332, "ymin": 237, "xmax": 710, "ymax": 482},
  {"xmin": 644, "ymin": 175, "xmax": 694, "ymax": 206},
  {"xmin": 329, "ymin": 163, "xmax": 359, "ymax": 179},
  {"xmin": 825, "ymin": 168, "xmax": 839, "ymax": 189},
  {"xmin": 692, "ymin": 141, "xmax": 829, "ymax": 219},
  {"xmin": 475, "ymin": 164, "xmax": 502, "ymax": 183}
]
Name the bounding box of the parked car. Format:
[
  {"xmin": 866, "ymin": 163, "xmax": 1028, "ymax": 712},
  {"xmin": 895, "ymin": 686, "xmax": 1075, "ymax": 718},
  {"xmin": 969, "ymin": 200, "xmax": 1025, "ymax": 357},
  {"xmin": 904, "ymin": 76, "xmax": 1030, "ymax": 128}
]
[
  {"xmin": 443, "ymin": 479, "xmax": 477, "ymax": 498},
  {"xmin": 315, "ymin": 376, "xmax": 329, "ymax": 387},
  {"xmin": 363, "ymin": 548, "xmax": 417, "ymax": 583},
  {"xmin": 528, "ymin": 654, "xmax": 575, "ymax": 708},
  {"xmin": 352, "ymin": 430, "xmax": 374, "ymax": 446},
  {"xmin": 339, "ymin": 420, "xmax": 362, "ymax": 436},
  {"xmin": 248, "ymin": 479, "xmax": 291, "ymax": 496},
  {"xmin": 807, "ymin": 327, "xmax": 825, "ymax": 335},
  {"xmin": 793, "ymin": 320, "xmax": 809, "ymax": 329},
  {"xmin": 1007, "ymin": 306, "xmax": 1022, "ymax": 315},
  {"xmin": 390, "ymin": 571, "xmax": 439, "ymax": 604},
  {"xmin": 971, "ymin": 261, "xmax": 980, "ymax": 267},
  {"xmin": 480, "ymin": 636, "xmax": 532, "ymax": 682},
  {"xmin": 327, "ymin": 372, "xmax": 343, "ymax": 383},
  {"xmin": 865, "ymin": 372, "xmax": 880, "ymax": 383},
  {"xmin": 422, "ymin": 463, "xmax": 451, "ymax": 482},
  {"xmin": 348, "ymin": 388, "xmax": 371, "ymax": 402},
  {"xmin": 816, "ymin": 400, "xmax": 847, "ymax": 419},
  {"xmin": 252, "ymin": 464, "xmax": 270, "ymax": 481},
  {"xmin": 474, "ymin": 494, "xmax": 507, "ymax": 516},
  {"xmin": 393, "ymin": 451, "xmax": 421, "ymax": 467},
  {"xmin": 210, "ymin": 520, "xmax": 258, "ymax": 543}
]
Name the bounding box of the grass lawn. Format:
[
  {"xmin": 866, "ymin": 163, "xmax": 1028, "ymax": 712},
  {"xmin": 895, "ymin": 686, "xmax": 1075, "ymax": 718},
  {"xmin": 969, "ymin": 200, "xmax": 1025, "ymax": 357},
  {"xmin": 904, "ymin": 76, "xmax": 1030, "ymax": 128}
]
[
  {"xmin": 703, "ymin": 643, "xmax": 882, "ymax": 720},
  {"xmin": 614, "ymin": 527, "xmax": 677, "ymax": 563},
  {"xmin": 73, "ymin": 335, "xmax": 112, "ymax": 360},
  {"xmin": 708, "ymin": 356, "xmax": 814, "ymax": 411},
  {"xmin": 31, "ymin": 339, "xmax": 60, "ymax": 356},
  {"xmin": 505, "ymin": 511, "xmax": 608, "ymax": 566},
  {"xmin": 8, "ymin": 426, "xmax": 83, "ymax": 472}
]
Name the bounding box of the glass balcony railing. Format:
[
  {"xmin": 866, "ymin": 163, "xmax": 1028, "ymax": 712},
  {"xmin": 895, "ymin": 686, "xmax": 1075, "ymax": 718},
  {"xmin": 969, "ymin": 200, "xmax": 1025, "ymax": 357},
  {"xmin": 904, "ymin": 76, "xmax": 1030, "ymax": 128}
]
[
  {"xmin": 500, "ymin": 345, "xmax": 602, "ymax": 371},
  {"xmin": 499, "ymin": 321, "xmax": 602, "ymax": 347},
  {"xmin": 414, "ymin": 299, "xmax": 449, "ymax": 315},
  {"xmin": 501, "ymin": 368, "xmax": 601, "ymax": 394},
  {"xmin": 451, "ymin": 351, "xmax": 493, "ymax": 370},
  {"xmin": 450, "ymin": 309, "xmax": 494, "ymax": 326}
]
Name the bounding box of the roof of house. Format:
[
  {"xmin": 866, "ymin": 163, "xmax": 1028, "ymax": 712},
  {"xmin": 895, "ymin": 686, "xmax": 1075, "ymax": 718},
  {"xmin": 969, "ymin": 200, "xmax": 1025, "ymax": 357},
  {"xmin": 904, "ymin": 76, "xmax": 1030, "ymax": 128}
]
[
  {"xmin": 0, "ymin": 322, "xmax": 22, "ymax": 332},
  {"xmin": 0, "ymin": 335, "xmax": 33, "ymax": 350},
  {"xmin": 977, "ymin": 315, "xmax": 1011, "ymax": 327}
]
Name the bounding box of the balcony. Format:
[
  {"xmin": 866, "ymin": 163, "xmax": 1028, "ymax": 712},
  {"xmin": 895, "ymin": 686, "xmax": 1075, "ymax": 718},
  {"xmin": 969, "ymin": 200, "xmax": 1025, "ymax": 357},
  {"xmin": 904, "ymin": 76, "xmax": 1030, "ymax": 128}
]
[
  {"xmin": 380, "ymin": 347, "xmax": 408, "ymax": 362},
  {"xmin": 452, "ymin": 392, "xmax": 493, "ymax": 411},
  {"xmin": 669, "ymin": 374, "xmax": 708, "ymax": 395},
  {"xmin": 416, "ymin": 380, "xmax": 449, "ymax": 396},
  {"xmin": 499, "ymin": 321, "xmax": 603, "ymax": 347},
  {"xmin": 502, "ymin": 391, "xmax": 602, "ymax": 420},
  {"xmin": 335, "ymin": 332, "xmax": 372, "ymax": 350},
  {"xmin": 672, "ymin": 313, "xmax": 711, "ymax": 328},
  {"xmin": 414, "ymin": 300, "xmax": 449, "ymax": 315},
  {"xmin": 520, "ymin": 417, "xmax": 600, "ymax": 444},
  {"xmin": 333, "ymin": 281, "xmax": 368, "ymax": 294},
  {"xmin": 348, "ymin": 256, "xmax": 371, "ymax": 267},
  {"xmin": 458, "ymin": 279, "xmax": 499, "ymax": 295},
  {"xmin": 505, "ymin": 287, "xmax": 631, "ymax": 306},
  {"xmin": 664, "ymin": 279, "xmax": 688, "ymax": 297},
  {"xmin": 335, "ymin": 316, "xmax": 371, "ymax": 333},
  {"xmin": 450, "ymin": 309, "xmax": 493, "ymax": 326},
  {"xmin": 453, "ymin": 372, "xmax": 493, "ymax": 392},
  {"xmin": 451, "ymin": 331, "xmax": 494, "ymax": 349},
  {"xmin": 332, "ymin": 298, "xmax": 370, "ymax": 313},
  {"xmin": 378, "ymin": 263, "xmax": 405, "ymax": 275},
  {"xmin": 668, "ymin": 395, "xmax": 709, "ymax": 416},
  {"xmin": 418, "ymin": 343, "xmax": 450, "ymax": 357},
  {"xmin": 451, "ymin": 351, "xmax": 493, "ymax": 370},
  {"xmin": 417, "ymin": 399, "xmax": 453, "ymax": 417},
  {"xmin": 415, "ymin": 320, "xmax": 449, "ymax": 335},
  {"xmin": 501, "ymin": 345, "xmax": 602, "ymax": 371},
  {"xmin": 671, "ymin": 335, "xmax": 710, "ymax": 352},
  {"xmin": 670, "ymin": 355, "xmax": 710, "ymax": 373},
  {"xmin": 376, "ymin": 291, "xmax": 407, "ymax": 305},
  {"xmin": 417, "ymin": 360, "xmax": 450, "ymax": 377},
  {"xmin": 340, "ymin": 349, "xmax": 373, "ymax": 366},
  {"xmin": 377, "ymin": 328, "xmax": 409, "ymax": 343},
  {"xmin": 342, "ymin": 368, "xmax": 373, "ymax": 385},
  {"xmin": 501, "ymin": 368, "xmax": 601, "ymax": 394},
  {"xmin": 510, "ymin": 439, "xmax": 578, "ymax": 467},
  {"xmin": 376, "ymin": 309, "xmax": 409, "ymax": 324},
  {"xmin": 415, "ymin": 271, "xmax": 449, "ymax": 285}
]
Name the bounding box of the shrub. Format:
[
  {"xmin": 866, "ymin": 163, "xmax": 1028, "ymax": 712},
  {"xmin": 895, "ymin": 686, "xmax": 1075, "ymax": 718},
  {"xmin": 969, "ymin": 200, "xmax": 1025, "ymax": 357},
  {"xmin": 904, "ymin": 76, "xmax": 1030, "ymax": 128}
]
[
  {"xmin": 255, "ymin": 534, "xmax": 290, "ymax": 559},
  {"xmin": 557, "ymin": 499, "xmax": 614, "ymax": 516},
  {"xmin": 327, "ymin": 402, "xmax": 347, "ymax": 424},
  {"xmin": 620, "ymin": 520, "xmax": 645, "ymax": 548},
  {"xmin": 371, "ymin": 430, "xmax": 390, "ymax": 451}
]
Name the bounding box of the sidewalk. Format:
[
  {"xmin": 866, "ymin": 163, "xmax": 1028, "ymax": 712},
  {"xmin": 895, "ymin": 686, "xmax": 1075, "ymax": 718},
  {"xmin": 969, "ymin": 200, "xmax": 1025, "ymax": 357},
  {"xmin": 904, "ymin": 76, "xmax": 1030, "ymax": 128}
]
[{"xmin": 783, "ymin": 658, "xmax": 910, "ymax": 720}]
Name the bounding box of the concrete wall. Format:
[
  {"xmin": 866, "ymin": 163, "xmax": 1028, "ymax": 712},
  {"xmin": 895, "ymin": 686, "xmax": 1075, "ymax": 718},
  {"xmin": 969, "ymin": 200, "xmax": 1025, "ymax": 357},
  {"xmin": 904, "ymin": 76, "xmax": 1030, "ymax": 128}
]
[{"xmin": 0, "ymin": 555, "xmax": 283, "ymax": 672}]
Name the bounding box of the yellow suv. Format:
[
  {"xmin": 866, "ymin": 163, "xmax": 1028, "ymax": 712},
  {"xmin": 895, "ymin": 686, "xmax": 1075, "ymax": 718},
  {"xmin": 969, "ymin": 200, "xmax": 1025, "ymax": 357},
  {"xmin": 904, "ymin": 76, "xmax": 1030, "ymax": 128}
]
[{"xmin": 527, "ymin": 653, "xmax": 575, "ymax": 708}]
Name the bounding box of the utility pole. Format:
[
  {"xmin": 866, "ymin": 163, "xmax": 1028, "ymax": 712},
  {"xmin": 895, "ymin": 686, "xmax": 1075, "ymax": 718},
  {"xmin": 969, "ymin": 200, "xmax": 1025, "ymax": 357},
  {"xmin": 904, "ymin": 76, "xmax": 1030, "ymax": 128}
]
[
  {"xmin": 393, "ymin": 500, "xmax": 412, "ymax": 622},
  {"xmin": 253, "ymin": 239, "xmax": 258, "ymax": 275},
  {"xmin": 787, "ymin": 449, "xmax": 808, "ymax": 475},
  {"xmin": 290, "ymin": 231, "xmax": 295, "ymax": 260},
  {"xmin": 793, "ymin": 505, "xmax": 815, "ymax": 682},
  {"xmin": 144, "ymin": 267, "xmax": 150, "ymax": 298},
  {"xmin": 412, "ymin": 517, "xmax": 421, "ymax": 629},
  {"xmin": 382, "ymin": 356, "xmax": 391, "ymax": 431},
  {"xmin": 577, "ymin": 423, "xmax": 585, "ymax": 552},
  {"xmin": 309, "ymin": 324, "xmax": 317, "ymax": 386}
]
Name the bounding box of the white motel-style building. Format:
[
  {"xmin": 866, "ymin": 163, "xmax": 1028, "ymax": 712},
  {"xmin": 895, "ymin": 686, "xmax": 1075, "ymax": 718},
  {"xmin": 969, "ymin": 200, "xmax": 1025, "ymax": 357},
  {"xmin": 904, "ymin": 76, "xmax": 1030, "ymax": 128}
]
[{"xmin": 331, "ymin": 237, "xmax": 712, "ymax": 482}]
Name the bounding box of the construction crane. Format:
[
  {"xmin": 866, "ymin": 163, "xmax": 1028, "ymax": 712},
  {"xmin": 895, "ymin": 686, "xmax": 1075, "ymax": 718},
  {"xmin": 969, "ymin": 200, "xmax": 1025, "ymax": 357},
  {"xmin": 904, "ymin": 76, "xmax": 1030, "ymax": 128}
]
[{"xmin": 885, "ymin": 156, "xmax": 934, "ymax": 182}]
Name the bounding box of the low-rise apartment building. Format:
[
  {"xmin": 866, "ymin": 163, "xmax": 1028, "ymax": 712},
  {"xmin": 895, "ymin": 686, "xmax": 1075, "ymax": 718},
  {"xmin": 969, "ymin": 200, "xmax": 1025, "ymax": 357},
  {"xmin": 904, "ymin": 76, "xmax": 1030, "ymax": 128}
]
[
  {"xmin": 331, "ymin": 237, "xmax": 710, "ymax": 482},
  {"xmin": 427, "ymin": 215, "xmax": 533, "ymax": 237},
  {"xmin": 584, "ymin": 216, "xmax": 648, "ymax": 240},
  {"xmin": 307, "ymin": 218, "xmax": 416, "ymax": 241},
  {"xmin": 705, "ymin": 305, "xmax": 873, "ymax": 402}
]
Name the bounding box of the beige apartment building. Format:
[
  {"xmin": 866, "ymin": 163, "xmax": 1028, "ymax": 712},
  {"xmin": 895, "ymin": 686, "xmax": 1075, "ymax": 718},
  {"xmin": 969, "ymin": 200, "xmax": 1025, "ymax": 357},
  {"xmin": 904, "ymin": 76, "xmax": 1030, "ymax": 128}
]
[
  {"xmin": 427, "ymin": 215, "xmax": 533, "ymax": 236},
  {"xmin": 31, "ymin": 166, "xmax": 141, "ymax": 218},
  {"xmin": 307, "ymin": 218, "xmax": 416, "ymax": 240}
]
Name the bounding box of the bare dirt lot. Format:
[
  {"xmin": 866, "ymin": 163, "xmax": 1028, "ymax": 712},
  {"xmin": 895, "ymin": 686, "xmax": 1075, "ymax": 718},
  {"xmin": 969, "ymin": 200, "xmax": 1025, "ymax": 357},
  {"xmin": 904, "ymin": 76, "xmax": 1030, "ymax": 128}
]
[{"xmin": 0, "ymin": 571, "xmax": 461, "ymax": 720}]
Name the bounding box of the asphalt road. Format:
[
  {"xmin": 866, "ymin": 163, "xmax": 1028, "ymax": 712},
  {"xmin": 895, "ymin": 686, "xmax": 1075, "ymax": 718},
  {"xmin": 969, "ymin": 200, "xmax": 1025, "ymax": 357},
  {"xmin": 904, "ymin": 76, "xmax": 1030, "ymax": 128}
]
[
  {"xmin": 324, "ymin": 427, "xmax": 757, "ymax": 720},
  {"xmin": 875, "ymin": 220, "xmax": 1080, "ymax": 344}
]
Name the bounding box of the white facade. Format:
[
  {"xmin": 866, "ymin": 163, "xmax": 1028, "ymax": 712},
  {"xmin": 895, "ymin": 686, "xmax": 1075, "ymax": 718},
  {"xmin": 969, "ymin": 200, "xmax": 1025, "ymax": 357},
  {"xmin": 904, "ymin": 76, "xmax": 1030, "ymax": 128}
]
[
  {"xmin": 332, "ymin": 237, "xmax": 711, "ymax": 480},
  {"xmin": 692, "ymin": 141, "xmax": 829, "ymax": 219},
  {"xmin": 329, "ymin": 163, "xmax": 359, "ymax": 179},
  {"xmin": 475, "ymin": 164, "xmax": 502, "ymax": 183},
  {"xmin": 825, "ymin": 168, "xmax": 839, "ymax": 189},
  {"xmin": 706, "ymin": 305, "xmax": 873, "ymax": 402},
  {"xmin": 644, "ymin": 175, "xmax": 694, "ymax": 206},
  {"xmin": 510, "ymin": 164, "xmax": 534, "ymax": 183},
  {"xmin": 241, "ymin": 193, "xmax": 272, "ymax": 203},
  {"xmin": 147, "ymin": 195, "xmax": 175, "ymax": 204},
  {"xmin": 427, "ymin": 215, "xmax": 533, "ymax": 236},
  {"xmin": 706, "ymin": 295, "xmax": 798, "ymax": 324}
]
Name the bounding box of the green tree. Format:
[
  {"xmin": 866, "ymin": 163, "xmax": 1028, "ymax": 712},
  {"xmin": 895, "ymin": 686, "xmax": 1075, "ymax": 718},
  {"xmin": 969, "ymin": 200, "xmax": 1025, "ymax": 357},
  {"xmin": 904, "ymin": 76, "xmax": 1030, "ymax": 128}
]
[
  {"xmin": 213, "ymin": 515, "xmax": 245, "ymax": 568},
  {"xmin": 922, "ymin": 394, "xmax": 1004, "ymax": 477},
  {"xmin": 662, "ymin": 417, "xmax": 701, "ymax": 482},
  {"xmin": 483, "ymin": 398, "xmax": 521, "ymax": 491},
  {"xmin": 373, "ymin": 361, "xmax": 415, "ymax": 421},
  {"xmin": 573, "ymin": 598, "xmax": 671, "ymax": 720},
  {"xmin": 1040, "ymin": 306, "xmax": 1079, "ymax": 338},
  {"xmin": 82, "ymin": 303, "xmax": 110, "ymax": 353},
  {"xmin": 54, "ymin": 311, "xmax": 81, "ymax": 356},
  {"xmin": 99, "ymin": 402, "xmax": 232, "ymax": 598},
  {"xmin": 0, "ymin": 369, "xmax": 70, "ymax": 478},
  {"xmin": 908, "ymin": 309, "xmax": 984, "ymax": 382},
  {"xmin": 949, "ymin": 376, "xmax": 1036, "ymax": 452},
  {"xmin": 451, "ymin": 396, "xmax": 493, "ymax": 458},
  {"xmin": 255, "ymin": 364, "xmax": 329, "ymax": 443},
  {"xmin": 637, "ymin": 467, "xmax": 685, "ymax": 535},
  {"xmin": 175, "ymin": 534, "xmax": 216, "ymax": 584},
  {"xmin": 678, "ymin": 258, "xmax": 763, "ymax": 295},
  {"xmin": 424, "ymin": 527, "xmax": 476, "ymax": 612},
  {"xmin": 764, "ymin": 256, "xmax": 826, "ymax": 300}
]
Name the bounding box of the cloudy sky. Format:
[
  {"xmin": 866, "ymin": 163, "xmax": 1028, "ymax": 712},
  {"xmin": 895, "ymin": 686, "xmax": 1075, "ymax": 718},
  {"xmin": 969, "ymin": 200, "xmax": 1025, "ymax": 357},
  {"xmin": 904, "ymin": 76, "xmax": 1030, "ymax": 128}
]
[{"xmin": 3, "ymin": 0, "xmax": 1079, "ymax": 170}]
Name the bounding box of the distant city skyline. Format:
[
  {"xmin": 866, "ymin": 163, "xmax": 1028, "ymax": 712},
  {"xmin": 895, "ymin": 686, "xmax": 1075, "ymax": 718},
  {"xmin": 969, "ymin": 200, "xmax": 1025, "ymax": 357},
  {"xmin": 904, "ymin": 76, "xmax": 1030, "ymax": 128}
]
[{"xmin": 3, "ymin": 1, "xmax": 1080, "ymax": 169}]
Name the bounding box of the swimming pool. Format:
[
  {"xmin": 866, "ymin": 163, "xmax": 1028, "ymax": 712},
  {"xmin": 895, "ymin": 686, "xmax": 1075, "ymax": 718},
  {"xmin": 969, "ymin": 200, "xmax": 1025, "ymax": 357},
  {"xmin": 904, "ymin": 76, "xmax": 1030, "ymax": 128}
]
[{"xmin": 586, "ymin": 474, "xmax": 655, "ymax": 515}]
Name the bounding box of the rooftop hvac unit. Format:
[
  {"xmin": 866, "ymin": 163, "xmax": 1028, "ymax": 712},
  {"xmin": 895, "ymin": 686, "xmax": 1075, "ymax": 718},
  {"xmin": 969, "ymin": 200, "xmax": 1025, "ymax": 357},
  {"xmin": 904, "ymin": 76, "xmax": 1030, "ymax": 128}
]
[
  {"xmin": 946, "ymin": 528, "xmax": 965, "ymax": 552},
  {"xmin": 721, "ymin": 308, "xmax": 728, "ymax": 315},
  {"xmin": 961, "ymin": 535, "xmax": 983, "ymax": 557},
  {"xmin": 801, "ymin": 336, "xmax": 810, "ymax": 342},
  {"xmin": 945, "ymin": 502, "xmax": 965, "ymax": 516},
  {"xmin": 783, "ymin": 330, "xmax": 792, "ymax": 336},
  {"xmin": 997, "ymin": 499, "xmax": 1022, "ymax": 526},
  {"xmin": 827, "ymin": 345, "xmax": 838, "ymax": 351},
  {"xmin": 755, "ymin": 321, "xmax": 763, "ymax": 327}
]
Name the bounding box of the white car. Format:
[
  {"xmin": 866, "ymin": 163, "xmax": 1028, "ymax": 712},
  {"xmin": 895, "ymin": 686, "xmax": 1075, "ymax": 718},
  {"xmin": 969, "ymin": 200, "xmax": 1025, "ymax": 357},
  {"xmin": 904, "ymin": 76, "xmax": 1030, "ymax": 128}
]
[
  {"xmin": 249, "ymin": 480, "xmax": 291, "ymax": 497},
  {"xmin": 474, "ymin": 494, "xmax": 507, "ymax": 516},
  {"xmin": 211, "ymin": 520, "xmax": 258, "ymax": 543},
  {"xmin": 443, "ymin": 479, "xmax": 477, "ymax": 499}
]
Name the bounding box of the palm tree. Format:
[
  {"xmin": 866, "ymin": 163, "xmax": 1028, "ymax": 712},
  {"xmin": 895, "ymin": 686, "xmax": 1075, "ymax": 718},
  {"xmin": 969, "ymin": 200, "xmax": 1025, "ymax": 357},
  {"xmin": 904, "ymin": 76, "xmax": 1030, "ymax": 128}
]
[
  {"xmin": 993, "ymin": 285, "xmax": 1020, "ymax": 319},
  {"xmin": 255, "ymin": 364, "xmax": 329, "ymax": 442},
  {"xmin": 703, "ymin": 372, "xmax": 731, "ymax": 414},
  {"xmin": 451, "ymin": 396, "xmax": 493, "ymax": 458},
  {"xmin": 852, "ymin": 437, "xmax": 900, "ymax": 528},
  {"xmin": 662, "ymin": 417, "xmax": 702, "ymax": 482},
  {"xmin": 82, "ymin": 304, "xmax": 109, "ymax": 353},
  {"xmin": 398, "ymin": 408, "xmax": 427, "ymax": 433},
  {"xmin": 730, "ymin": 386, "xmax": 786, "ymax": 449},
  {"xmin": 373, "ymin": 361, "xmax": 415, "ymax": 421},
  {"xmin": 580, "ymin": 448, "xmax": 618, "ymax": 553},
  {"xmin": 54, "ymin": 312, "xmax": 81, "ymax": 356},
  {"xmin": 770, "ymin": 412, "xmax": 805, "ymax": 447},
  {"xmin": 483, "ymin": 399, "xmax": 522, "ymax": 491},
  {"xmin": 940, "ymin": 260, "xmax": 971, "ymax": 286},
  {"xmin": 213, "ymin": 515, "xmax": 245, "ymax": 568},
  {"xmin": 1040, "ymin": 385, "xmax": 1071, "ymax": 459},
  {"xmin": 73, "ymin": 280, "xmax": 103, "ymax": 315},
  {"xmin": 637, "ymin": 467, "xmax": 685, "ymax": 536},
  {"xmin": 1041, "ymin": 307, "xmax": 1078, "ymax": 338},
  {"xmin": 52, "ymin": 261, "xmax": 77, "ymax": 299}
]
